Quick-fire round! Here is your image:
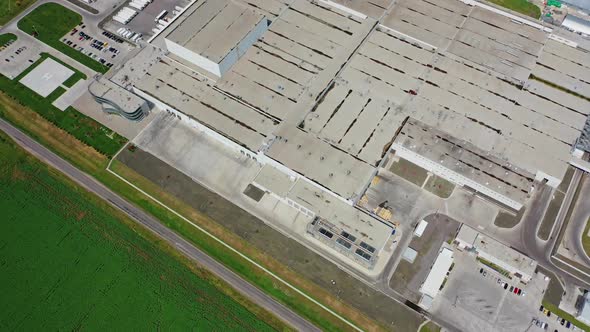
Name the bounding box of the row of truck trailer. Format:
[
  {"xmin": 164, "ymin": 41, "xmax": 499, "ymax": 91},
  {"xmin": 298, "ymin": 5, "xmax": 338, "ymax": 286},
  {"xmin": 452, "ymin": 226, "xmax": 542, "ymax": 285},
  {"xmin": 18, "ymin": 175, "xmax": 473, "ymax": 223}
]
[{"xmin": 112, "ymin": 0, "xmax": 154, "ymax": 25}]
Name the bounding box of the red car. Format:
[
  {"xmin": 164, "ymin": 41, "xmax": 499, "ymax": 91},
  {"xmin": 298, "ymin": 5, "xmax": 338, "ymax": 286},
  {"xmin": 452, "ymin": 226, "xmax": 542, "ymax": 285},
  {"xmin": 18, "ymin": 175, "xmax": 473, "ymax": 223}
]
[{"xmin": 514, "ymin": 287, "xmax": 519, "ymax": 294}]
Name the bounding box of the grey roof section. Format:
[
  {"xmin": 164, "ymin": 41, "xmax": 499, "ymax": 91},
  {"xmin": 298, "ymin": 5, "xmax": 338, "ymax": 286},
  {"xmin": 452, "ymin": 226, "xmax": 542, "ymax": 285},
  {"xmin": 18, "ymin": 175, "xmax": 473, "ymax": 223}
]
[
  {"xmin": 394, "ymin": 119, "xmax": 533, "ymax": 205},
  {"xmin": 326, "ymin": 0, "xmax": 394, "ymax": 18},
  {"xmin": 381, "ymin": 0, "xmax": 471, "ymax": 49},
  {"xmin": 165, "ymin": 0, "xmax": 266, "ymax": 63},
  {"xmin": 266, "ymin": 126, "xmax": 376, "ymax": 200},
  {"xmin": 135, "ymin": 59, "xmax": 278, "ymax": 150},
  {"xmin": 532, "ymin": 39, "xmax": 590, "ymax": 99},
  {"xmin": 577, "ymin": 116, "xmax": 590, "ymax": 152},
  {"xmin": 562, "ymin": 14, "xmax": 590, "ymax": 35},
  {"xmin": 215, "ymin": 0, "xmax": 372, "ymax": 120},
  {"xmin": 288, "ymin": 179, "xmax": 392, "ymax": 251}
]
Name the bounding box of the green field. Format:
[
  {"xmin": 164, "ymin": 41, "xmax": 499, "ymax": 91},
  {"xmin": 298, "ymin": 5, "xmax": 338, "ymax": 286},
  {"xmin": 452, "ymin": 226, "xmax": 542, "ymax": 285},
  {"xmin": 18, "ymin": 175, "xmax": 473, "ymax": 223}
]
[
  {"xmin": 0, "ymin": 32, "xmax": 16, "ymax": 45},
  {"xmin": 487, "ymin": 0, "xmax": 541, "ymax": 19},
  {"xmin": 17, "ymin": 3, "xmax": 109, "ymax": 73},
  {"xmin": 0, "ymin": 0, "xmax": 36, "ymax": 25},
  {"xmin": 583, "ymin": 218, "xmax": 590, "ymax": 257},
  {"xmin": 0, "ymin": 54, "xmax": 125, "ymax": 157},
  {"xmin": 0, "ymin": 133, "xmax": 278, "ymax": 331}
]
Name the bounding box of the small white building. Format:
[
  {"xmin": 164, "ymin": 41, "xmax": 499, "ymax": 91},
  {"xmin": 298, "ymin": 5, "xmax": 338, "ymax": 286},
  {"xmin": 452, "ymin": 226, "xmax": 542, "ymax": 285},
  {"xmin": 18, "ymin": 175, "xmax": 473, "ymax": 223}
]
[
  {"xmin": 414, "ymin": 220, "xmax": 428, "ymax": 237},
  {"xmin": 578, "ymin": 292, "xmax": 590, "ymax": 325},
  {"xmin": 419, "ymin": 247, "xmax": 454, "ymax": 308}
]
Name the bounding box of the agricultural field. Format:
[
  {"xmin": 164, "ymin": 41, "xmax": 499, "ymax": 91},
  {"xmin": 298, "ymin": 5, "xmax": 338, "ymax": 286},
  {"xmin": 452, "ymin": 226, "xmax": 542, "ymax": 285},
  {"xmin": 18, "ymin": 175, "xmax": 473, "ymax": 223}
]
[
  {"xmin": 17, "ymin": 3, "xmax": 109, "ymax": 73},
  {"xmin": 487, "ymin": 0, "xmax": 541, "ymax": 18},
  {"xmin": 0, "ymin": 134, "xmax": 277, "ymax": 331},
  {"xmin": 0, "ymin": 0, "xmax": 36, "ymax": 25}
]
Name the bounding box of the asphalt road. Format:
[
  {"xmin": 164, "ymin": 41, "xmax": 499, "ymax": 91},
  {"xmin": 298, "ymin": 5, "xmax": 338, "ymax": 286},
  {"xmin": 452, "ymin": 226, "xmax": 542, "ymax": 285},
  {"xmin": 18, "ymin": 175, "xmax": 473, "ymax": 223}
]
[
  {"xmin": 561, "ymin": 174, "xmax": 590, "ymax": 267},
  {"xmin": 0, "ymin": 118, "xmax": 320, "ymax": 332},
  {"xmin": 520, "ymin": 170, "xmax": 590, "ymax": 289}
]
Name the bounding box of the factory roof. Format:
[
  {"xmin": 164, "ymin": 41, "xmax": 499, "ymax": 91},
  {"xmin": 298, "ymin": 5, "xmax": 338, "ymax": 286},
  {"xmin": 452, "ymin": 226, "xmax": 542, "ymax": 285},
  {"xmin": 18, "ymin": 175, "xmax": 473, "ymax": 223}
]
[
  {"xmin": 122, "ymin": 0, "xmax": 590, "ymax": 203},
  {"xmin": 266, "ymin": 126, "xmax": 376, "ymax": 200},
  {"xmin": 164, "ymin": 0, "xmax": 266, "ymax": 63}
]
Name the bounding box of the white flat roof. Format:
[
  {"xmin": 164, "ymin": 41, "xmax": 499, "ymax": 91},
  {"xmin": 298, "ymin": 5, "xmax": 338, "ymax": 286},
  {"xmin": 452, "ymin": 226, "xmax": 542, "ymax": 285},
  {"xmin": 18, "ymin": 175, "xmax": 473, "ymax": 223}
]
[
  {"xmin": 420, "ymin": 247, "xmax": 454, "ymax": 298},
  {"xmin": 165, "ymin": 0, "xmax": 265, "ymax": 63},
  {"xmin": 414, "ymin": 220, "xmax": 428, "ymax": 237}
]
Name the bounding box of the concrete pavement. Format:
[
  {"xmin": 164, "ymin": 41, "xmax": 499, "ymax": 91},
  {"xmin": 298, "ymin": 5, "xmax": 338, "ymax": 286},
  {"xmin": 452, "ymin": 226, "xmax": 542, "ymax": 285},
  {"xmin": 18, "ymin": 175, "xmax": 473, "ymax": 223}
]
[{"xmin": 0, "ymin": 117, "xmax": 320, "ymax": 332}]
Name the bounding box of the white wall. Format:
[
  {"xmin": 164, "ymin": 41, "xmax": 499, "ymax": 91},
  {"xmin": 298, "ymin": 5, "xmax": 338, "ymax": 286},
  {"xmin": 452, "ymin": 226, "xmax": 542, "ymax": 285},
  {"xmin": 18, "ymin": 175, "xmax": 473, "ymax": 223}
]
[{"xmin": 164, "ymin": 39, "xmax": 222, "ymax": 77}]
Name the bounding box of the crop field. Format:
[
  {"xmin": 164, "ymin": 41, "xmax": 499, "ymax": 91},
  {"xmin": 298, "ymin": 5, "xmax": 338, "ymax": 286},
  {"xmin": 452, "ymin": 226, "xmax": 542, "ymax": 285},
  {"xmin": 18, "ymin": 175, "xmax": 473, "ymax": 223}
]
[{"xmin": 0, "ymin": 134, "xmax": 275, "ymax": 331}]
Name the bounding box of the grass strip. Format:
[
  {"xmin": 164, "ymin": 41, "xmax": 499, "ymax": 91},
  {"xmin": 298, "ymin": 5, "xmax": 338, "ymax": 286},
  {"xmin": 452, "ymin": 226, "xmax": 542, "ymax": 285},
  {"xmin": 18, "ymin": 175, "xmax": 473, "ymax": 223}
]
[
  {"xmin": 486, "ymin": 0, "xmax": 541, "ymax": 19},
  {"xmin": 477, "ymin": 256, "xmax": 512, "ymax": 278},
  {"xmin": 17, "ymin": 3, "xmax": 108, "ymax": 73},
  {"xmin": 46, "ymin": 86, "xmax": 66, "ymax": 102}
]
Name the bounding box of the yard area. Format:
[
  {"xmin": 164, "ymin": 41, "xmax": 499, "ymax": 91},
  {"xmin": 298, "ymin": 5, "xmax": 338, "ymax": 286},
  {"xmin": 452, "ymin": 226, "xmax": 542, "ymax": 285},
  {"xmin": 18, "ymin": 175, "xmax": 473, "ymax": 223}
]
[
  {"xmin": 0, "ymin": 54, "xmax": 124, "ymax": 157},
  {"xmin": 423, "ymin": 175, "xmax": 455, "ymax": 198},
  {"xmin": 0, "ymin": 132, "xmax": 280, "ymax": 331},
  {"xmin": 487, "ymin": 0, "xmax": 541, "ymax": 19},
  {"xmin": 17, "ymin": 3, "xmax": 108, "ymax": 73},
  {"xmin": 389, "ymin": 157, "xmax": 428, "ymax": 187},
  {"xmin": 0, "ymin": 0, "xmax": 36, "ymax": 25},
  {"xmin": 389, "ymin": 214, "xmax": 460, "ymax": 303}
]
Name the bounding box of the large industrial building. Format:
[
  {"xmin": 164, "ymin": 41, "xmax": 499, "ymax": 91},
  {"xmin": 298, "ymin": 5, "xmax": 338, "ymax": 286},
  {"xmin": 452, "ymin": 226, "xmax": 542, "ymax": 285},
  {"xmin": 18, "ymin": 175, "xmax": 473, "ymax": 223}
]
[{"xmin": 105, "ymin": 0, "xmax": 590, "ymax": 267}]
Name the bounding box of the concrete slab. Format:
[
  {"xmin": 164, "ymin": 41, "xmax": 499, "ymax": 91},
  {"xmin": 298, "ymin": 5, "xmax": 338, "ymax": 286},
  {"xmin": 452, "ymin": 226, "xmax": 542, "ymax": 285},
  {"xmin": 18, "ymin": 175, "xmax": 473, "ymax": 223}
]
[{"xmin": 19, "ymin": 58, "xmax": 74, "ymax": 98}]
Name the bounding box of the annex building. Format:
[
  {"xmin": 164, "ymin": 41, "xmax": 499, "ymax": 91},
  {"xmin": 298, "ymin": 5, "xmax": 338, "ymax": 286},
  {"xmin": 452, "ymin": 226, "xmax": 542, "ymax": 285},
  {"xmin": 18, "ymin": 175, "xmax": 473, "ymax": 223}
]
[{"xmin": 107, "ymin": 0, "xmax": 590, "ymax": 267}]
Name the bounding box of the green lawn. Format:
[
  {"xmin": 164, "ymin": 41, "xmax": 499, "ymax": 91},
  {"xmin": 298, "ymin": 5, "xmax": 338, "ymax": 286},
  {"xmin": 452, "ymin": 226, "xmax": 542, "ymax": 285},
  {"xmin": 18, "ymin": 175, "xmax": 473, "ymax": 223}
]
[
  {"xmin": 487, "ymin": 0, "xmax": 541, "ymax": 19},
  {"xmin": 420, "ymin": 321, "xmax": 441, "ymax": 332},
  {"xmin": 0, "ymin": 0, "xmax": 37, "ymax": 25},
  {"xmin": 46, "ymin": 86, "xmax": 66, "ymax": 102},
  {"xmin": 17, "ymin": 3, "xmax": 108, "ymax": 73},
  {"xmin": 0, "ymin": 32, "xmax": 16, "ymax": 45},
  {"xmin": 0, "ymin": 133, "xmax": 280, "ymax": 331},
  {"xmin": 1, "ymin": 63, "xmax": 125, "ymax": 157},
  {"xmin": 583, "ymin": 218, "xmax": 590, "ymax": 257}
]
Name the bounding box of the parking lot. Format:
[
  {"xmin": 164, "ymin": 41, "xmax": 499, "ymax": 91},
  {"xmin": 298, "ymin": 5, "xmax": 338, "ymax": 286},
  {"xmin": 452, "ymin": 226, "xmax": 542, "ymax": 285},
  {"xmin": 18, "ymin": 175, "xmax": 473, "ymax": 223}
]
[
  {"xmin": 60, "ymin": 22, "xmax": 133, "ymax": 69},
  {"xmin": 0, "ymin": 37, "xmax": 42, "ymax": 79},
  {"xmin": 431, "ymin": 250, "xmax": 552, "ymax": 332}
]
